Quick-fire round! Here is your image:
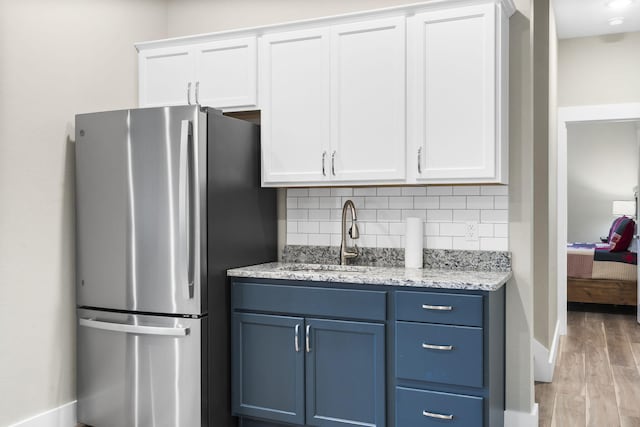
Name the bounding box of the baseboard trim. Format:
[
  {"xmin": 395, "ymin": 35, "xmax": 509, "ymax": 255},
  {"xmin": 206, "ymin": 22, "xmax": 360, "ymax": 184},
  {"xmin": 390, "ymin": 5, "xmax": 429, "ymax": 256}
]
[
  {"xmin": 533, "ymin": 320, "xmax": 561, "ymax": 382},
  {"xmin": 8, "ymin": 401, "xmax": 76, "ymax": 427},
  {"xmin": 504, "ymin": 403, "xmax": 539, "ymax": 427}
]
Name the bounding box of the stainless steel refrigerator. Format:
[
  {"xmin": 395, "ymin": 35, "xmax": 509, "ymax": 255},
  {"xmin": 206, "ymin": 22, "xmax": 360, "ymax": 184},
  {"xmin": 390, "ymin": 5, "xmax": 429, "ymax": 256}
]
[{"xmin": 75, "ymin": 105, "xmax": 276, "ymax": 427}]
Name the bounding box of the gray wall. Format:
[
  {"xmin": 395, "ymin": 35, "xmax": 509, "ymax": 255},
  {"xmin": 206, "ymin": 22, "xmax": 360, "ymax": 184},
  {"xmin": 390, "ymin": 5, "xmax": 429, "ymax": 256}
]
[
  {"xmin": 558, "ymin": 31, "xmax": 640, "ymax": 107},
  {"xmin": 0, "ymin": 1, "xmax": 167, "ymax": 425},
  {"xmin": 567, "ymin": 121, "xmax": 639, "ymax": 243}
]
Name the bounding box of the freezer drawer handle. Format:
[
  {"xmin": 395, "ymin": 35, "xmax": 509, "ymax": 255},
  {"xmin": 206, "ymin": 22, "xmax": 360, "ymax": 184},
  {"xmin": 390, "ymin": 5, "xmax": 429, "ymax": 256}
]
[
  {"xmin": 79, "ymin": 318, "xmax": 190, "ymax": 337},
  {"xmin": 422, "ymin": 410, "xmax": 454, "ymax": 421}
]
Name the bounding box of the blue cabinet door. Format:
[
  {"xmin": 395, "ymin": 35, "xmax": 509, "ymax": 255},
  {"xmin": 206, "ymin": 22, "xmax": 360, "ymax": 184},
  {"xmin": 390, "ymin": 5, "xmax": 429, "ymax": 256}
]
[
  {"xmin": 305, "ymin": 318, "xmax": 385, "ymax": 427},
  {"xmin": 232, "ymin": 313, "xmax": 305, "ymax": 425}
]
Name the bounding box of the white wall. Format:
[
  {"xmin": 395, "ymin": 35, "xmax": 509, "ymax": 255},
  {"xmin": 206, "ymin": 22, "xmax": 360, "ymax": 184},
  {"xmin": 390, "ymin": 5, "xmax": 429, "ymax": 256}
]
[
  {"xmin": 558, "ymin": 31, "xmax": 640, "ymax": 107},
  {"xmin": 0, "ymin": 1, "xmax": 167, "ymax": 425},
  {"xmin": 567, "ymin": 121, "xmax": 639, "ymax": 242}
]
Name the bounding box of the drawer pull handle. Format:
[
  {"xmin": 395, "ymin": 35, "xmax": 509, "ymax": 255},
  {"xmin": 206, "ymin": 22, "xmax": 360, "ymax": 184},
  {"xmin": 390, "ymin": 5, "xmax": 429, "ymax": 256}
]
[
  {"xmin": 423, "ymin": 410, "xmax": 454, "ymax": 420},
  {"xmin": 422, "ymin": 304, "xmax": 453, "ymax": 311},
  {"xmin": 422, "ymin": 343, "xmax": 453, "ymax": 351}
]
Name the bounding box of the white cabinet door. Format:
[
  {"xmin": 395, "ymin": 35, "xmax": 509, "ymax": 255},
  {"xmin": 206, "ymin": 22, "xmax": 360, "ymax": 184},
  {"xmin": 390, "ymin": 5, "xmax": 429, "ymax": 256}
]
[
  {"xmin": 260, "ymin": 29, "xmax": 331, "ymax": 185},
  {"xmin": 330, "ymin": 17, "xmax": 406, "ymax": 183},
  {"xmin": 409, "ymin": 4, "xmax": 504, "ymax": 183},
  {"xmin": 194, "ymin": 37, "xmax": 257, "ymax": 109},
  {"xmin": 139, "ymin": 46, "xmax": 194, "ymax": 107}
]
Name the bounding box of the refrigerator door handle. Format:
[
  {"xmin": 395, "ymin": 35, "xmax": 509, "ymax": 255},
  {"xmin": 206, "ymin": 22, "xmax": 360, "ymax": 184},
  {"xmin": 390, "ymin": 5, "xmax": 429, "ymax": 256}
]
[
  {"xmin": 79, "ymin": 318, "xmax": 190, "ymax": 337},
  {"xmin": 179, "ymin": 119, "xmax": 195, "ymax": 299}
]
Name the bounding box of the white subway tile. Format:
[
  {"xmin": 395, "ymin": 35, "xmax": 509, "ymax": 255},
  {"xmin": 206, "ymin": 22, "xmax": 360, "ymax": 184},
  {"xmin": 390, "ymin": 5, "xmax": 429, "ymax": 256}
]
[
  {"xmin": 478, "ymin": 224, "xmax": 494, "ymax": 237},
  {"xmin": 365, "ymin": 196, "xmax": 389, "ymax": 209},
  {"xmin": 453, "ymin": 185, "xmax": 481, "ymax": 196},
  {"xmin": 452, "ymin": 237, "xmax": 480, "ymax": 250},
  {"xmin": 402, "ymin": 186, "xmax": 427, "ymax": 196},
  {"xmin": 308, "ymin": 209, "xmax": 330, "ymax": 220},
  {"xmin": 427, "ymin": 210, "xmax": 453, "ymax": 222},
  {"xmin": 343, "ymin": 196, "xmax": 365, "ymax": 207},
  {"xmin": 319, "ymin": 197, "xmax": 342, "ymax": 209},
  {"xmin": 494, "ymin": 196, "xmax": 508, "ymax": 210},
  {"xmin": 377, "ymin": 187, "xmax": 402, "ymax": 196},
  {"xmin": 377, "ymin": 209, "xmax": 401, "ymax": 221},
  {"xmin": 298, "ymin": 221, "xmax": 319, "ymax": 233},
  {"xmin": 286, "ymin": 198, "xmax": 298, "ymax": 208},
  {"xmin": 364, "ymin": 222, "xmax": 389, "ymax": 235},
  {"xmin": 401, "ymin": 210, "xmax": 427, "ymax": 221},
  {"xmin": 467, "ymin": 196, "xmax": 493, "ymax": 210},
  {"xmin": 440, "ymin": 196, "xmax": 466, "ymax": 209},
  {"xmin": 426, "ymin": 236, "xmax": 453, "ymax": 249},
  {"xmin": 331, "ymin": 188, "xmax": 353, "ymax": 197},
  {"xmin": 358, "ymin": 235, "xmax": 377, "ymax": 247},
  {"xmin": 358, "ymin": 209, "xmax": 378, "ymax": 221},
  {"xmin": 427, "ymin": 186, "xmax": 453, "ymax": 196},
  {"xmin": 414, "ymin": 196, "xmax": 439, "ymax": 209},
  {"xmin": 389, "ymin": 196, "xmax": 413, "ymax": 209},
  {"xmin": 353, "ymin": 187, "xmax": 377, "ymax": 196},
  {"xmin": 389, "ymin": 222, "xmax": 405, "ymax": 235},
  {"xmin": 287, "ymin": 233, "xmax": 308, "ymax": 245},
  {"xmin": 480, "ymin": 185, "xmax": 508, "ymax": 196},
  {"xmin": 287, "ymin": 221, "xmax": 298, "ymax": 233},
  {"xmin": 308, "ymin": 234, "xmax": 331, "ymax": 246},
  {"xmin": 287, "ymin": 209, "xmax": 308, "ymax": 220},
  {"xmin": 425, "ymin": 223, "xmax": 440, "ymax": 236},
  {"xmin": 319, "ymin": 221, "xmax": 341, "ymax": 234},
  {"xmin": 330, "ymin": 209, "xmax": 343, "ymax": 220},
  {"xmin": 481, "ymin": 210, "xmax": 508, "ymax": 223},
  {"xmin": 298, "ymin": 197, "xmax": 319, "ymax": 209},
  {"xmin": 309, "ymin": 188, "xmax": 331, "ymax": 197},
  {"xmin": 494, "ymin": 223, "xmax": 508, "ymax": 237},
  {"xmin": 480, "ymin": 237, "xmax": 508, "ymax": 251},
  {"xmin": 330, "ymin": 234, "xmax": 342, "ymax": 246},
  {"xmin": 453, "ymin": 209, "xmax": 480, "ymax": 222},
  {"xmin": 440, "ymin": 222, "xmax": 466, "ymax": 237},
  {"xmin": 287, "ymin": 188, "xmax": 309, "ymax": 197},
  {"xmin": 378, "ymin": 235, "xmax": 402, "ymax": 248}
]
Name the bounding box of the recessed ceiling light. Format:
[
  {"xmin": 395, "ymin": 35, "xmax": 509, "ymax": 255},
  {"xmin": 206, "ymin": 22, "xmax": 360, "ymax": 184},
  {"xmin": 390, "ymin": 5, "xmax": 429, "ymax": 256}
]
[
  {"xmin": 608, "ymin": 16, "xmax": 625, "ymax": 25},
  {"xmin": 607, "ymin": 0, "xmax": 633, "ymax": 9}
]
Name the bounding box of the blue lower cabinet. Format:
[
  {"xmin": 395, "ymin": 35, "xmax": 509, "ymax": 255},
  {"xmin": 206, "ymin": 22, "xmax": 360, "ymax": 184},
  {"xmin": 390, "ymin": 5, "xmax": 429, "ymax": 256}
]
[
  {"xmin": 305, "ymin": 319, "xmax": 385, "ymax": 427},
  {"xmin": 396, "ymin": 387, "xmax": 483, "ymax": 427},
  {"xmin": 232, "ymin": 313, "xmax": 305, "ymax": 425}
]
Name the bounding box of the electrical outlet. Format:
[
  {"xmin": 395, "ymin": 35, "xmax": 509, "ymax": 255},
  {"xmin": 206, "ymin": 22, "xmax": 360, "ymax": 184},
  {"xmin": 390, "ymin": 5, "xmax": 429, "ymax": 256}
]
[{"xmin": 465, "ymin": 221, "xmax": 479, "ymax": 241}]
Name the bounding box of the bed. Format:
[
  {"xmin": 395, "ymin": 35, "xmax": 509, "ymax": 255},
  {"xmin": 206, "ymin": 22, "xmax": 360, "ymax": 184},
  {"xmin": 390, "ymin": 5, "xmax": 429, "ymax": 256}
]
[{"xmin": 567, "ymin": 242, "xmax": 637, "ymax": 306}]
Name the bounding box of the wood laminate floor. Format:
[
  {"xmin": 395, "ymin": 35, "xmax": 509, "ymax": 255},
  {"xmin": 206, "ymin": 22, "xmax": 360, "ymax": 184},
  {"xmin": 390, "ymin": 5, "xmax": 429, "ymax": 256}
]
[{"xmin": 536, "ymin": 308, "xmax": 640, "ymax": 427}]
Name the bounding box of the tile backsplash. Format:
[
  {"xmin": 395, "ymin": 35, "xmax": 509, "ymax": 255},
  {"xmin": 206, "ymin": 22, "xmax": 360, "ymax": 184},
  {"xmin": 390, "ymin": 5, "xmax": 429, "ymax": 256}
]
[{"xmin": 286, "ymin": 185, "xmax": 509, "ymax": 251}]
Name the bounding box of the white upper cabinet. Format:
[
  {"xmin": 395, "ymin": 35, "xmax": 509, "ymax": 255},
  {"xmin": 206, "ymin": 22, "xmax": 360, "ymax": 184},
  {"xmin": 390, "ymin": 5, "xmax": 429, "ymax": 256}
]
[
  {"xmin": 139, "ymin": 46, "xmax": 195, "ymax": 107},
  {"xmin": 260, "ymin": 29, "xmax": 331, "ymax": 185},
  {"xmin": 330, "ymin": 17, "xmax": 406, "ymax": 183},
  {"xmin": 138, "ymin": 36, "xmax": 257, "ymax": 110},
  {"xmin": 408, "ymin": 3, "xmax": 508, "ymax": 184}
]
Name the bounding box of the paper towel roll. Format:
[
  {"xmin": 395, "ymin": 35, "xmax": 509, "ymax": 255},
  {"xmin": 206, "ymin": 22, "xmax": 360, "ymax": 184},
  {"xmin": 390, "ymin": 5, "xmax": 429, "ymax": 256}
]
[{"xmin": 405, "ymin": 217, "xmax": 424, "ymax": 269}]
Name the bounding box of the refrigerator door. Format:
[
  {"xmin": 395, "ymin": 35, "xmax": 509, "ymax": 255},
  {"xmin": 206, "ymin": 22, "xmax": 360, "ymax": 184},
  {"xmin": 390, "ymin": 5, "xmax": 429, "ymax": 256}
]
[
  {"xmin": 77, "ymin": 308, "xmax": 206, "ymax": 427},
  {"xmin": 76, "ymin": 106, "xmax": 206, "ymax": 315}
]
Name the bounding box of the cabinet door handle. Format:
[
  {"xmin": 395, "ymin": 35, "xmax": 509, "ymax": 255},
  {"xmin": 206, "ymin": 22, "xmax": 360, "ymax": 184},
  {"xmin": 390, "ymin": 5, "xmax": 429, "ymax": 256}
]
[
  {"xmin": 294, "ymin": 324, "xmax": 300, "ymax": 352},
  {"xmin": 422, "ymin": 304, "xmax": 452, "ymax": 311},
  {"xmin": 417, "ymin": 147, "xmax": 422, "ymax": 174},
  {"xmin": 195, "ymin": 81, "xmax": 200, "ymax": 105},
  {"xmin": 322, "ymin": 151, "xmax": 327, "ymax": 176},
  {"xmin": 187, "ymin": 82, "xmax": 192, "ymax": 105},
  {"xmin": 422, "ymin": 343, "xmax": 453, "ymax": 351},
  {"xmin": 305, "ymin": 324, "xmax": 311, "ymax": 353},
  {"xmin": 422, "ymin": 410, "xmax": 454, "ymax": 420},
  {"xmin": 331, "ymin": 151, "xmax": 336, "ymax": 176}
]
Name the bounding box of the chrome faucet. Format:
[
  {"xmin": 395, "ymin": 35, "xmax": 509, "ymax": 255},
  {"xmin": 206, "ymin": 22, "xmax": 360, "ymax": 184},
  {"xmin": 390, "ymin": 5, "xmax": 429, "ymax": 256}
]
[{"xmin": 340, "ymin": 199, "xmax": 360, "ymax": 265}]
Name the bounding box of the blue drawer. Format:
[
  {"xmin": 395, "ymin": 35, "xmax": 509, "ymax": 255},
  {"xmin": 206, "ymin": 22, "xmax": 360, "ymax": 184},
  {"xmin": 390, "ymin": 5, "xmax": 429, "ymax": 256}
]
[
  {"xmin": 396, "ymin": 387, "xmax": 483, "ymax": 427},
  {"xmin": 232, "ymin": 282, "xmax": 387, "ymax": 321},
  {"xmin": 395, "ymin": 291, "xmax": 483, "ymax": 327},
  {"xmin": 396, "ymin": 321, "xmax": 483, "ymax": 387}
]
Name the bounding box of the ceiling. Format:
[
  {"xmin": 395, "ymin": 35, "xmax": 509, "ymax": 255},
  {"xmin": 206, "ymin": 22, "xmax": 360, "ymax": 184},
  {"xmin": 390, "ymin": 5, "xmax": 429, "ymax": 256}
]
[{"xmin": 553, "ymin": 0, "xmax": 640, "ymax": 39}]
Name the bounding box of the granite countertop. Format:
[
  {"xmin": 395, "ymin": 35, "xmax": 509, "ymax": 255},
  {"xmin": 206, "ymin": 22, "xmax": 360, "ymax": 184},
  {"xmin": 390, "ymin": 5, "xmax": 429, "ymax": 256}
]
[{"xmin": 227, "ymin": 262, "xmax": 511, "ymax": 291}]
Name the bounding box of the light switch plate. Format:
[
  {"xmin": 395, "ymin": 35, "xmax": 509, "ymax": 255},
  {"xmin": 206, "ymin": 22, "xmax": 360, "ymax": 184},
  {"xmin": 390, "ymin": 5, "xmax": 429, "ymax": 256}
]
[{"xmin": 465, "ymin": 221, "xmax": 479, "ymax": 241}]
